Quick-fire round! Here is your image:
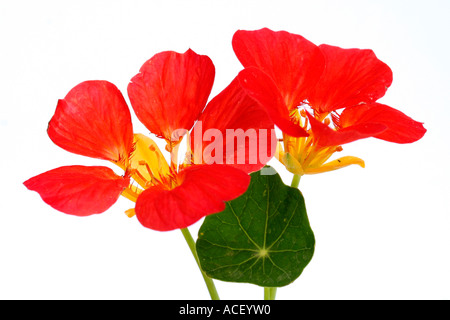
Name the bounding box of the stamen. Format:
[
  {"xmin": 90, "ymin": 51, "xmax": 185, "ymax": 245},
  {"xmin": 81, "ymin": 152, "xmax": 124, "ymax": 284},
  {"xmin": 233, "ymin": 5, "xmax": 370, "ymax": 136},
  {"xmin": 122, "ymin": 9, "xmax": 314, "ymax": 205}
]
[
  {"xmin": 143, "ymin": 162, "xmax": 155, "ymax": 180},
  {"xmin": 133, "ymin": 165, "xmax": 151, "ymax": 187},
  {"xmin": 136, "ymin": 158, "xmax": 159, "ymax": 187},
  {"xmin": 140, "ymin": 161, "xmax": 161, "ymax": 188},
  {"xmin": 301, "ymin": 110, "xmax": 309, "ymax": 130},
  {"xmin": 289, "ymin": 108, "xmax": 301, "ymax": 124},
  {"xmin": 121, "ymin": 186, "xmax": 140, "ymax": 202},
  {"xmin": 124, "ymin": 208, "xmax": 136, "ymax": 218}
]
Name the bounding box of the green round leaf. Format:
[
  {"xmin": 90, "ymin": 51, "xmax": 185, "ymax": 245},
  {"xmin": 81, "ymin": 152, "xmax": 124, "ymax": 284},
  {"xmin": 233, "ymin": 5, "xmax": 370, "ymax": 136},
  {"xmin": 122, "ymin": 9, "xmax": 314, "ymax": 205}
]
[{"xmin": 196, "ymin": 167, "xmax": 315, "ymax": 287}]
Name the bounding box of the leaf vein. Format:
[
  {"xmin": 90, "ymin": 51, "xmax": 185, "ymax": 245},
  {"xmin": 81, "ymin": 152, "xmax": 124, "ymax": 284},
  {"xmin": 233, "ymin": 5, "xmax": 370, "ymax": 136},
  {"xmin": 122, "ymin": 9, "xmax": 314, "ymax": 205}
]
[
  {"xmin": 267, "ymin": 197, "xmax": 300, "ymax": 251},
  {"xmin": 228, "ymin": 202, "xmax": 261, "ymax": 250}
]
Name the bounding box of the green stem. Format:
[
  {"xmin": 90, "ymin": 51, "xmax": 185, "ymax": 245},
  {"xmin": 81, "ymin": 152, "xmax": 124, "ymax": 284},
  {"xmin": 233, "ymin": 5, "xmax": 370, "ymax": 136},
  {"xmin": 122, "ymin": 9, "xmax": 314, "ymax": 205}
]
[
  {"xmin": 291, "ymin": 173, "xmax": 301, "ymax": 188},
  {"xmin": 264, "ymin": 174, "xmax": 301, "ymax": 300},
  {"xmin": 180, "ymin": 228, "xmax": 220, "ymax": 300},
  {"xmin": 264, "ymin": 287, "xmax": 277, "ymax": 300}
]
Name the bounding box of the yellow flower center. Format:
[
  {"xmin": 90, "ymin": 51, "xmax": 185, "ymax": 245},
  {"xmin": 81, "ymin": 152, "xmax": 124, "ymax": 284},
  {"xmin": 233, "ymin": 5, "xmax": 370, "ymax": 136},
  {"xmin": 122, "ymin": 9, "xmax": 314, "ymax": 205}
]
[
  {"xmin": 114, "ymin": 133, "xmax": 179, "ymax": 207},
  {"xmin": 276, "ymin": 108, "xmax": 364, "ymax": 176}
]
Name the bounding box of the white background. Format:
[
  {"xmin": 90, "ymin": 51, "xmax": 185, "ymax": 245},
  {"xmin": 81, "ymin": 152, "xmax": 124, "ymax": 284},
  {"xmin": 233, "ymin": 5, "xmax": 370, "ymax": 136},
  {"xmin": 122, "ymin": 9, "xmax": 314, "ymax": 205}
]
[{"xmin": 1, "ymin": 0, "xmax": 449, "ymax": 300}]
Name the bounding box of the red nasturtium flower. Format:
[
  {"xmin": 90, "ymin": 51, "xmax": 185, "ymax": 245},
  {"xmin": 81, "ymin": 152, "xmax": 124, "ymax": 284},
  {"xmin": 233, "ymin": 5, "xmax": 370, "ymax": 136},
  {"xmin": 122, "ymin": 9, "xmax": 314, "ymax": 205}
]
[
  {"xmin": 24, "ymin": 49, "xmax": 274, "ymax": 231},
  {"xmin": 234, "ymin": 28, "xmax": 426, "ymax": 175}
]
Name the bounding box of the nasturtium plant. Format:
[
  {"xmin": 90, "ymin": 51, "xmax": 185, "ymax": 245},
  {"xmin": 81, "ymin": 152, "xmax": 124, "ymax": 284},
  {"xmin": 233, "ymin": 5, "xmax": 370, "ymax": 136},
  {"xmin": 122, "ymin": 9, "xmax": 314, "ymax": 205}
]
[
  {"xmin": 24, "ymin": 27, "xmax": 426, "ymax": 300},
  {"xmin": 196, "ymin": 167, "xmax": 315, "ymax": 287}
]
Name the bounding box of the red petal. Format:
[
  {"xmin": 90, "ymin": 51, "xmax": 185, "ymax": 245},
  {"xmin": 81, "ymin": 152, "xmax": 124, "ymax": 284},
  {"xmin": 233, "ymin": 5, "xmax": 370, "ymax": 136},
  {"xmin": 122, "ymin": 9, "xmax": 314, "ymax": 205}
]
[
  {"xmin": 47, "ymin": 81, "xmax": 134, "ymax": 162},
  {"xmin": 340, "ymin": 103, "xmax": 426, "ymax": 143},
  {"xmin": 24, "ymin": 166, "xmax": 130, "ymax": 216},
  {"xmin": 237, "ymin": 67, "xmax": 308, "ymax": 138},
  {"xmin": 307, "ymin": 112, "xmax": 386, "ymax": 147},
  {"xmin": 190, "ymin": 76, "xmax": 277, "ymax": 173},
  {"xmin": 135, "ymin": 164, "xmax": 250, "ymax": 231},
  {"xmin": 309, "ymin": 45, "xmax": 393, "ymax": 113},
  {"xmin": 128, "ymin": 49, "xmax": 215, "ymax": 142},
  {"xmin": 233, "ymin": 28, "xmax": 324, "ymax": 110}
]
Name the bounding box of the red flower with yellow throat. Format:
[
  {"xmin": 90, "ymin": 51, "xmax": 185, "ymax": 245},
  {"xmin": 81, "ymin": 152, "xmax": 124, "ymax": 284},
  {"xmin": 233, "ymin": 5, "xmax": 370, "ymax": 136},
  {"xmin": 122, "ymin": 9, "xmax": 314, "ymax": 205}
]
[
  {"xmin": 24, "ymin": 49, "xmax": 274, "ymax": 231},
  {"xmin": 234, "ymin": 28, "xmax": 426, "ymax": 176}
]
